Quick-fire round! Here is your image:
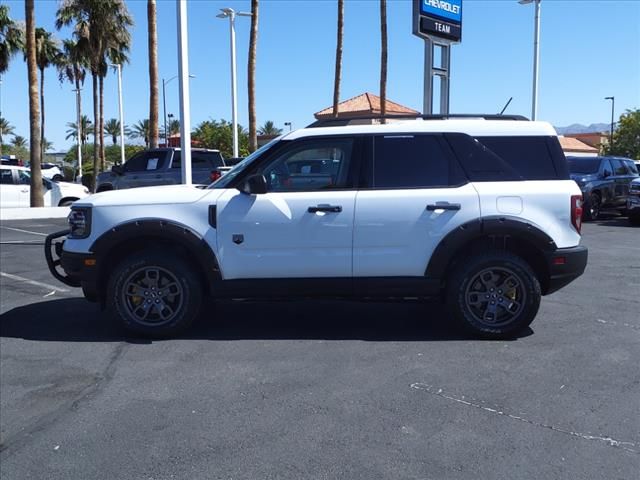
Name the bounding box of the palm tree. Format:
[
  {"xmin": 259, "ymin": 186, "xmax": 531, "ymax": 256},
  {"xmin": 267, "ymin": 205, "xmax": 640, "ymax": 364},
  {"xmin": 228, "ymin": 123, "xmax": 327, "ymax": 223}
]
[
  {"xmin": 0, "ymin": 117, "xmax": 15, "ymax": 145},
  {"xmin": 163, "ymin": 118, "xmax": 180, "ymax": 137},
  {"xmin": 130, "ymin": 119, "xmax": 150, "ymax": 148},
  {"xmin": 332, "ymin": 0, "xmax": 344, "ymax": 117},
  {"xmin": 11, "ymin": 135, "xmax": 27, "ymax": 148},
  {"xmin": 42, "ymin": 137, "xmax": 54, "ymax": 152},
  {"xmin": 56, "ymin": 0, "xmax": 133, "ymax": 188},
  {"xmin": 247, "ymin": 0, "xmax": 259, "ymax": 152},
  {"xmin": 33, "ymin": 28, "xmax": 62, "ymax": 161},
  {"xmin": 25, "ymin": 0, "xmax": 43, "ymax": 206},
  {"xmin": 0, "ymin": 4, "xmax": 23, "ymax": 74},
  {"xmin": 147, "ymin": 0, "xmax": 158, "ymax": 148},
  {"xmin": 379, "ymin": 0, "xmax": 387, "ymax": 123},
  {"xmin": 258, "ymin": 120, "xmax": 282, "ymax": 136},
  {"xmin": 58, "ymin": 38, "xmax": 88, "ymax": 152},
  {"xmin": 104, "ymin": 118, "xmax": 123, "ymax": 145},
  {"xmin": 66, "ymin": 115, "xmax": 93, "ymax": 144},
  {"xmin": 1, "ymin": 5, "xmax": 23, "ymax": 156}
]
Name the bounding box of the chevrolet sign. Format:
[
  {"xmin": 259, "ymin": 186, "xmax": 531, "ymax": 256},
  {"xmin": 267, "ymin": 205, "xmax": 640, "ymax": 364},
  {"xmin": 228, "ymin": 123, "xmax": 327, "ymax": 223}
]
[{"xmin": 413, "ymin": 0, "xmax": 462, "ymax": 42}]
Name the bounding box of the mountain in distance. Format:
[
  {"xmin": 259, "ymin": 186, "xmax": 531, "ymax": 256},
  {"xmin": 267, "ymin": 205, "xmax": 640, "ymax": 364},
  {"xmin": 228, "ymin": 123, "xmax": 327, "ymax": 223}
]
[{"xmin": 555, "ymin": 123, "xmax": 610, "ymax": 135}]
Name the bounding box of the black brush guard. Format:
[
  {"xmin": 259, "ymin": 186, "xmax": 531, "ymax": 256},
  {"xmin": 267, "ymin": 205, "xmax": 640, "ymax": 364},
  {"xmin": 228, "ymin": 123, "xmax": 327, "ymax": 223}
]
[{"xmin": 44, "ymin": 229, "xmax": 81, "ymax": 287}]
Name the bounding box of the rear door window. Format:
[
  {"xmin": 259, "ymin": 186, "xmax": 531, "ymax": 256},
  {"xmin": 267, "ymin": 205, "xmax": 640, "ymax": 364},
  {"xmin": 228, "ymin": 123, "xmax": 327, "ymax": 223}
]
[
  {"xmin": 623, "ymin": 159, "xmax": 638, "ymax": 175},
  {"xmin": 171, "ymin": 151, "xmax": 224, "ymax": 169},
  {"xmin": 125, "ymin": 152, "xmax": 166, "ymax": 172},
  {"xmin": 611, "ymin": 159, "xmax": 628, "ymax": 175},
  {"xmin": 475, "ymin": 136, "xmax": 560, "ymax": 180},
  {"xmin": 0, "ymin": 169, "xmax": 15, "ymax": 184},
  {"xmin": 372, "ymin": 135, "xmax": 460, "ymax": 188}
]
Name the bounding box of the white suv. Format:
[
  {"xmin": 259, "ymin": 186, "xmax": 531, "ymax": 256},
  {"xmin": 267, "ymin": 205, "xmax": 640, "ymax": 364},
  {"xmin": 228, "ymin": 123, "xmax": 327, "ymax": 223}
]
[{"xmin": 45, "ymin": 115, "xmax": 588, "ymax": 338}]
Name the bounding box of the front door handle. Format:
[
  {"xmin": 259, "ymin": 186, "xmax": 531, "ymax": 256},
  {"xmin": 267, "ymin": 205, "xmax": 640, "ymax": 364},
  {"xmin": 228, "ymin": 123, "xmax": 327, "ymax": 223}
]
[
  {"xmin": 308, "ymin": 204, "xmax": 342, "ymax": 213},
  {"xmin": 426, "ymin": 202, "xmax": 461, "ymax": 211}
]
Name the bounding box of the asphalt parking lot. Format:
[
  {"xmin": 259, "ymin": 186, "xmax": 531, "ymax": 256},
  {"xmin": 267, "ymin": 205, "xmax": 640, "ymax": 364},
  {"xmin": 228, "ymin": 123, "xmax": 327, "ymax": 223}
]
[{"xmin": 1, "ymin": 216, "xmax": 638, "ymax": 479}]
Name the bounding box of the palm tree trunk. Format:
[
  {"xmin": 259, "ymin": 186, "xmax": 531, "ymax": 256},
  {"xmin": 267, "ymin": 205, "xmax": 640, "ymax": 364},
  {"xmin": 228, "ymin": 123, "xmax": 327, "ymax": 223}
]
[
  {"xmin": 332, "ymin": 0, "xmax": 344, "ymax": 117},
  {"xmin": 99, "ymin": 74, "xmax": 105, "ymax": 172},
  {"xmin": 92, "ymin": 72, "xmax": 98, "ymax": 191},
  {"xmin": 148, "ymin": 0, "xmax": 159, "ymax": 148},
  {"xmin": 40, "ymin": 66, "xmax": 46, "ymax": 161},
  {"xmin": 25, "ymin": 0, "xmax": 43, "ymax": 207},
  {"xmin": 380, "ymin": 0, "xmax": 388, "ymax": 124},
  {"xmin": 248, "ymin": 0, "xmax": 259, "ymax": 153}
]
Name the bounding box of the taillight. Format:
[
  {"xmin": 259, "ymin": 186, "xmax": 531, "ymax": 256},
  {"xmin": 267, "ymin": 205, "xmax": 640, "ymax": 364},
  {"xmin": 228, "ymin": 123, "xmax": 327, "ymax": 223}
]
[
  {"xmin": 571, "ymin": 195, "xmax": 583, "ymax": 234},
  {"xmin": 210, "ymin": 170, "xmax": 222, "ymax": 182}
]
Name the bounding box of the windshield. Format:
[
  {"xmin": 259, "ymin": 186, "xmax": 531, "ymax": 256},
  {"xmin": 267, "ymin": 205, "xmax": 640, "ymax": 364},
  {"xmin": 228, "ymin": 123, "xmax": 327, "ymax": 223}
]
[
  {"xmin": 209, "ymin": 136, "xmax": 282, "ymax": 189},
  {"xmin": 567, "ymin": 158, "xmax": 600, "ymax": 174}
]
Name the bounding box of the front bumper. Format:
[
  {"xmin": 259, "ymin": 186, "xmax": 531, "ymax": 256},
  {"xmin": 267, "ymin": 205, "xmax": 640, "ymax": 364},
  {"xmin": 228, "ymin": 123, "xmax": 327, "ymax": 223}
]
[
  {"xmin": 543, "ymin": 245, "xmax": 588, "ymax": 295},
  {"xmin": 45, "ymin": 230, "xmax": 97, "ymax": 291},
  {"xmin": 627, "ymin": 194, "xmax": 640, "ymax": 216}
]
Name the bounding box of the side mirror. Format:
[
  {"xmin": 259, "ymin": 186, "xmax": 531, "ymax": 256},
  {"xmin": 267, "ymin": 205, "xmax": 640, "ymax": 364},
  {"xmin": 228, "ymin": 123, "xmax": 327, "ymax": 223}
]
[
  {"xmin": 239, "ymin": 174, "xmax": 267, "ymax": 195},
  {"xmin": 112, "ymin": 164, "xmax": 124, "ymax": 175}
]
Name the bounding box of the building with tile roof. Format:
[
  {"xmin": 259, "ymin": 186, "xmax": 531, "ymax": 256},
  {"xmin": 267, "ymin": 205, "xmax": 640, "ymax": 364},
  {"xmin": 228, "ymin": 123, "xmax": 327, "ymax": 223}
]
[
  {"xmin": 558, "ymin": 136, "xmax": 599, "ymax": 157},
  {"xmin": 314, "ymin": 92, "xmax": 420, "ymax": 123}
]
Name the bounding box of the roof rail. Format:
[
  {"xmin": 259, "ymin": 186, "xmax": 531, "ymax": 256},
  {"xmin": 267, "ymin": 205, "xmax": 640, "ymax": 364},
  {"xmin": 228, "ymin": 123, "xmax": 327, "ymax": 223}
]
[{"xmin": 307, "ymin": 113, "xmax": 530, "ymax": 128}]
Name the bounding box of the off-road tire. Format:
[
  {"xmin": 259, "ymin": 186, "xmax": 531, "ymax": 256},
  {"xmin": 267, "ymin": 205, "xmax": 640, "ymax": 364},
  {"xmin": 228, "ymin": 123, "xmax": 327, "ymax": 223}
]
[
  {"xmin": 107, "ymin": 251, "xmax": 202, "ymax": 338},
  {"xmin": 446, "ymin": 251, "xmax": 541, "ymax": 339}
]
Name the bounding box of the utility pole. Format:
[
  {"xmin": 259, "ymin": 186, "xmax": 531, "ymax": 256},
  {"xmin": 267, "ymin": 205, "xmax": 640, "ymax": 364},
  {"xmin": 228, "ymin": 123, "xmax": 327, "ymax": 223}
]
[
  {"xmin": 605, "ymin": 96, "xmax": 615, "ymax": 151},
  {"xmin": 73, "ymin": 88, "xmax": 83, "ymax": 179},
  {"xmin": 177, "ymin": 0, "xmax": 192, "ymax": 185},
  {"xmin": 111, "ymin": 63, "xmax": 125, "ymax": 164}
]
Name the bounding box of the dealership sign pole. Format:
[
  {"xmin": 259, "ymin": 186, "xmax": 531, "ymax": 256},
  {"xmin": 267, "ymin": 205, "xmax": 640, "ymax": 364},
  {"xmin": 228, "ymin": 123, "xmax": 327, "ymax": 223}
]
[{"xmin": 413, "ymin": 0, "xmax": 462, "ymax": 115}]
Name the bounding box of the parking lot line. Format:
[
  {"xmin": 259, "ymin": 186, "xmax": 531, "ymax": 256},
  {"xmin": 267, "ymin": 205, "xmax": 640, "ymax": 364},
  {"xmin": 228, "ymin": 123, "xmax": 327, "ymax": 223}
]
[
  {"xmin": 0, "ymin": 226, "xmax": 49, "ymax": 237},
  {"xmin": 0, "ymin": 271, "xmax": 69, "ymax": 293}
]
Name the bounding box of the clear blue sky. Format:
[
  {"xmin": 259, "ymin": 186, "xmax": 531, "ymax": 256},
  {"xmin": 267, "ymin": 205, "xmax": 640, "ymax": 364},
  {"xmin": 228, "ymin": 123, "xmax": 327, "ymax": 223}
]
[{"xmin": 2, "ymin": 0, "xmax": 639, "ymax": 153}]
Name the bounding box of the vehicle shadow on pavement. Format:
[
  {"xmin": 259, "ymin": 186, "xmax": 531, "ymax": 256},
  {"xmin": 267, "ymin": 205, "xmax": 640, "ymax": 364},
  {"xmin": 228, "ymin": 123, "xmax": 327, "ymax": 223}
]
[
  {"xmin": 0, "ymin": 298, "xmax": 533, "ymax": 342},
  {"xmin": 592, "ymin": 214, "xmax": 636, "ymax": 228}
]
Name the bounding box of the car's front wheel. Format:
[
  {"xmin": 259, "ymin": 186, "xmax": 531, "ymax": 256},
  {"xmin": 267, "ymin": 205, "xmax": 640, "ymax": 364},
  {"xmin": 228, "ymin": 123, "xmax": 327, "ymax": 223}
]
[
  {"xmin": 446, "ymin": 251, "xmax": 541, "ymax": 338},
  {"xmin": 107, "ymin": 251, "xmax": 203, "ymax": 337}
]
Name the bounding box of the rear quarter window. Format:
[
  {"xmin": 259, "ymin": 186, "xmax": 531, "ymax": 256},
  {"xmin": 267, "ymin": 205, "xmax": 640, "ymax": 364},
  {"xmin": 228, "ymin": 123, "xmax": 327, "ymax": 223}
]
[{"xmin": 475, "ymin": 136, "xmax": 567, "ymax": 180}]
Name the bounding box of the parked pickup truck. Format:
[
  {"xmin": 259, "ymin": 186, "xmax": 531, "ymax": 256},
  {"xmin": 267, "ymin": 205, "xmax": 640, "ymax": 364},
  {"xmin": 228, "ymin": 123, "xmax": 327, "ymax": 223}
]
[{"xmin": 95, "ymin": 148, "xmax": 226, "ymax": 192}]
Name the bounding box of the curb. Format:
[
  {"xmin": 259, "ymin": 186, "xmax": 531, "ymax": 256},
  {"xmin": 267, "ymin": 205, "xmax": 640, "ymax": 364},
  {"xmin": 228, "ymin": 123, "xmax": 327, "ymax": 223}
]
[{"xmin": 0, "ymin": 207, "xmax": 71, "ymax": 221}]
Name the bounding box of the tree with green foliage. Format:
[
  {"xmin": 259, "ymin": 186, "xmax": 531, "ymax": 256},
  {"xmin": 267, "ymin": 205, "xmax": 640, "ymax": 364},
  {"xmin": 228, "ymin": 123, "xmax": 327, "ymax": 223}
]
[
  {"xmin": 130, "ymin": 119, "xmax": 150, "ymax": 147},
  {"xmin": 605, "ymin": 109, "xmax": 640, "ymax": 160},
  {"xmin": 31, "ymin": 27, "xmax": 63, "ymax": 160},
  {"xmin": 1, "ymin": 5, "xmax": 23, "ymax": 156},
  {"xmin": 193, "ymin": 119, "xmax": 249, "ymax": 159},
  {"xmin": 104, "ymin": 117, "xmax": 125, "ymax": 144},
  {"xmin": 11, "ymin": 134, "xmax": 27, "ymax": 149},
  {"xmin": 0, "ymin": 117, "xmax": 15, "ymax": 144},
  {"xmin": 66, "ymin": 115, "xmax": 94, "ymax": 144},
  {"xmin": 58, "ymin": 37, "xmax": 89, "ymax": 153},
  {"xmin": 258, "ymin": 120, "xmax": 282, "ymax": 136},
  {"xmin": 0, "ymin": 4, "xmax": 23, "ymax": 73}
]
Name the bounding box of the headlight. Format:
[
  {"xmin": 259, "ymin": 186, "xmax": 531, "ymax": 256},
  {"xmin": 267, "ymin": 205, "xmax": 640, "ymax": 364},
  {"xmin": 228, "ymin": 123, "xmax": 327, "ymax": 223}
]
[
  {"xmin": 630, "ymin": 184, "xmax": 640, "ymax": 194},
  {"xmin": 67, "ymin": 207, "xmax": 92, "ymax": 239}
]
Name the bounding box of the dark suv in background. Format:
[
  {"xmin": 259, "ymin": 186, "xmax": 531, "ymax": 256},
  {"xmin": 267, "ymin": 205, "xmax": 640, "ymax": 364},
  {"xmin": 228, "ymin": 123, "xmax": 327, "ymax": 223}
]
[
  {"xmin": 96, "ymin": 148, "xmax": 225, "ymax": 192},
  {"xmin": 567, "ymin": 156, "xmax": 639, "ymax": 220}
]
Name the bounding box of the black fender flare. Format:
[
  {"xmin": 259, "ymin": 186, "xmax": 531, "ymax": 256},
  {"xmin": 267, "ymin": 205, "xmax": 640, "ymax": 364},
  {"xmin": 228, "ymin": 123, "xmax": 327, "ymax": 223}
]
[
  {"xmin": 90, "ymin": 219, "xmax": 221, "ymax": 293},
  {"xmin": 425, "ymin": 215, "xmax": 557, "ymax": 280}
]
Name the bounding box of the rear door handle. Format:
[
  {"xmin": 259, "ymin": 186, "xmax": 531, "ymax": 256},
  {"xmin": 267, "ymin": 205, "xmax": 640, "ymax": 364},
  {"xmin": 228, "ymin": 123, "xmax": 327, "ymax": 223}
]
[
  {"xmin": 308, "ymin": 204, "xmax": 342, "ymax": 213},
  {"xmin": 426, "ymin": 202, "xmax": 461, "ymax": 211}
]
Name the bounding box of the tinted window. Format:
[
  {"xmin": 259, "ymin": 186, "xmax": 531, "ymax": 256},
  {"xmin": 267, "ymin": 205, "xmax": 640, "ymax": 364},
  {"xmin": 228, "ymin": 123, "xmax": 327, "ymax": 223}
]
[
  {"xmin": 567, "ymin": 158, "xmax": 601, "ymax": 174},
  {"xmin": 172, "ymin": 151, "xmax": 224, "ymax": 169},
  {"xmin": 603, "ymin": 159, "xmax": 614, "ymax": 176},
  {"xmin": 373, "ymin": 135, "xmax": 451, "ymax": 188},
  {"xmin": 611, "ymin": 159, "xmax": 628, "ymax": 175},
  {"xmin": 17, "ymin": 170, "xmax": 30, "ymax": 185},
  {"xmin": 260, "ymin": 138, "xmax": 353, "ymax": 192},
  {"xmin": 0, "ymin": 169, "xmax": 14, "ymax": 184},
  {"xmin": 623, "ymin": 160, "xmax": 638, "ymax": 175},
  {"xmin": 476, "ymin": 136, "xmax": 559, "ymax": 180},
  {"xmin": 125, "ymin": 152, "xmax": 166, "ymax": 172}
]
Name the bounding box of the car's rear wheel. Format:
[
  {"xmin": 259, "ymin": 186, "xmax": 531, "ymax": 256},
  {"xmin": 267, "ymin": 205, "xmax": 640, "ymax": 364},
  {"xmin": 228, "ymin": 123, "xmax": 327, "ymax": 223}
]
[
  {"xmin": 583, "ymin": 192, "xmax": 601, "ymax": 221},
  {"xmin": 446, "ymin": 251, "xmax": 541, "ymax": 338},
  {"xmin": 107, "ymin": 251, "xmax": 202, "ymax": 337}
]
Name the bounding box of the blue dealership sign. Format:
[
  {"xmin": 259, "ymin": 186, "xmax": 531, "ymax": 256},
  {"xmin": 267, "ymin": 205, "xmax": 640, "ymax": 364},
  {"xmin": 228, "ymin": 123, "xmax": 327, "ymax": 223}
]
[
  {"xmin": 413, "ymin": 0, "xmax": 462, "ymax": 42},
  {"xmin": 420, "ymin": 0, "xmax": 462, "ymax": 25}
]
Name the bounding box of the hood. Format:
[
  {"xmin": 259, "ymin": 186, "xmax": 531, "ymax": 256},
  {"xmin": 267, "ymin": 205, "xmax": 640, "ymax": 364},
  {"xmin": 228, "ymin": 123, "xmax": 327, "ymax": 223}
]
[{"xmin": 75, "ymin": 184, "xmax": 216, "ymax": 207}]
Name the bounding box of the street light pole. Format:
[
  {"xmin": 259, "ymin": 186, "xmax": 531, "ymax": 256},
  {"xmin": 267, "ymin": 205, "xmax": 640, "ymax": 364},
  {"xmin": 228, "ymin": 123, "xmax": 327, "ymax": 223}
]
[
  {"xmin": 110, "ymin": 63, "xmax": 125, "ymax": 164},
  {"xmin": 217, "ymin": 8, "xmax": 251, "ymax": 159},
  {"xmin": 605, "ymin": 96, "xmax": 615, "ymax": 151},
  {"xmin": 162, "ymin": 74, "xmax": 195, "ymax": 147},
  {"xmin": 72, "ymin": 88, "xmax": 83, "ymax": 179},
  {"xmin": 519, "ymin": 0, "xmax": 541, "ymax": 120},
  {"xmin": 177, "ymin": 0, "xmax": 192, "ymax": 185}
]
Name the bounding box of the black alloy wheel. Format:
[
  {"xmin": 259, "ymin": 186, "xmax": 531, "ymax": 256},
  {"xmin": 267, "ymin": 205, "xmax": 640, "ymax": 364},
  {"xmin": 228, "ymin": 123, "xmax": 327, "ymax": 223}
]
[{"xmin": 447, "ymin": 251, "xmax": 541, "ymax": 338}]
